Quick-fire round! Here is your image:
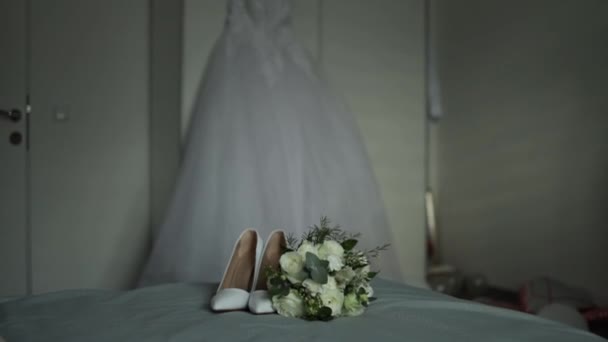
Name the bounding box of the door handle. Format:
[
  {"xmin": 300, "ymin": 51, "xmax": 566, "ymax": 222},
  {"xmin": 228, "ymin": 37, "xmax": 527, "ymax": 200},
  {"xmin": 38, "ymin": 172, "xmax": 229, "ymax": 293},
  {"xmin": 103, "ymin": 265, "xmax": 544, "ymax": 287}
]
[{"xmin": 0, "ymin": 109, "xmax": 22, "ymax": 122}]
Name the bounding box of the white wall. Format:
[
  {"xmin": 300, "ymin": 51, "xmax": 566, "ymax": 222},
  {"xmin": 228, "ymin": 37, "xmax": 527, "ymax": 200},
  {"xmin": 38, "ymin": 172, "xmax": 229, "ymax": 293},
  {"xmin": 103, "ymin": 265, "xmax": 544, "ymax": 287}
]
[
  {"xmin": 182, "ymin": 0, "xmax": 426, "ymax": 285},
  {"xmin": 322, "ymin": 0, "xmax": 426, "ymax": 285},
  {"xmin": 150, "ymin": 0, "xmax": 182, "ymax": 233},
  {"xmin": 436, "ymin": 0, "xmax": 608, "ymax": 304}
]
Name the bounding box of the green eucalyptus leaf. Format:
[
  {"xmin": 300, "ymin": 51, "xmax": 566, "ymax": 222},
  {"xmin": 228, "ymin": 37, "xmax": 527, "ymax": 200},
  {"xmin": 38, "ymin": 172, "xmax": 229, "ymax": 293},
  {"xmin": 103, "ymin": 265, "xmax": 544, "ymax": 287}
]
[
  {"xmin": 311, "ymin": 268, "xmax": 328, "ymax": 284},
  {"xmin": 367, "ymin": 271, "xmax": 378, "ymax": 279},
  {"xmin": 305, "ymin": 252, "xmax": 329, "ymax": 284},
  {"xmin": 341, "ymin": 239, "xmax": 358, "ymax": 251}
]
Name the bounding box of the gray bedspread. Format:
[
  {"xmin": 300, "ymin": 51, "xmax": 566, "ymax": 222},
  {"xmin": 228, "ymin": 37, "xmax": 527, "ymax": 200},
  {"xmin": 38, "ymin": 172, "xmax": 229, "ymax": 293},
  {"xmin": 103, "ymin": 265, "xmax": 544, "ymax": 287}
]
[{"xmin": 0, "ymin": 279, "xmax": 603, "ymax": 341}]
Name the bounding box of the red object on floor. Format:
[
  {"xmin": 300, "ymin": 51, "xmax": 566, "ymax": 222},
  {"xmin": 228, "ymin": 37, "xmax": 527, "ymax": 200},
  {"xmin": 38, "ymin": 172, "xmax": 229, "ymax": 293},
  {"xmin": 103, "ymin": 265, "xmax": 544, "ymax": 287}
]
[{"xmin": 583, "ymin": 308, "xmax": 608, "ymax": 322}]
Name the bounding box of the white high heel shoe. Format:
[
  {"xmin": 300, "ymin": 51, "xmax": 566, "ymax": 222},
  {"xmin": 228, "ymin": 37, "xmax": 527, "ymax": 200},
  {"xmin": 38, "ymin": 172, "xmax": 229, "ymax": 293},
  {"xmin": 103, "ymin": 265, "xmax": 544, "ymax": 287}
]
[
  {"xmin": 248, "ymin": 230, "xmax": 286, "ymax": 314},
  {"xmin": 210, "ymin": 229, "xmax": 262, "ymax": 312}
]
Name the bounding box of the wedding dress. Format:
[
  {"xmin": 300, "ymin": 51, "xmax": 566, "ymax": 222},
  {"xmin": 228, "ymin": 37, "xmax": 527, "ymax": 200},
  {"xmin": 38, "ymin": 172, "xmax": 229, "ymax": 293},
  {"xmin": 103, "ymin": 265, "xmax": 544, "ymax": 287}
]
[{"xmin": 139, "ymin": 0, "xmax": 402, "ymax": 286}]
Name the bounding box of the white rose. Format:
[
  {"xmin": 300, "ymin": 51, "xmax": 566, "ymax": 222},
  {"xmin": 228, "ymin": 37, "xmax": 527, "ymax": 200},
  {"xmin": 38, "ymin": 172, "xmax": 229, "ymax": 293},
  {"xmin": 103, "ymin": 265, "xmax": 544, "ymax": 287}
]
[
  {"xmin": 358, "ymin": 264, "xmax": 371, "ymax": 275},
  {"xmin": 324, "ymin": 276, "xmax": 338, "ymax": 290},
  {"xmin": 297, "ymin": 240, "xmax": 319, "ymax": 259},
  {"xmin": 358, "ymin": 283, "xmax": 374, "ymax": 298},
  {"xmin": 343, "ymin": 293, "xmax": 365, "ymax": 317},
  {"xmin": 279, "ymin": 251, "xmax": 305, "ymax": 283},
  {"xmin": 302, "ymin": 276, "xmax": 339, "ymax": 295},
  {"xmin": 287, "ymin": 275, "xmax": 305, "ymax": 285},
  {"xmin": 353, "ymin": 264, "xmax": 371, "ymax": 281},
  {"xmin": 302, "ymin": 279, "xmax": 323, "ymax": 294},
  {"xmin": 326, "ymin": 255, "xmax": 344, "ymax": 272},
  {"xmin": 335, "ymin": 267, "xmax": 356, "ymax": 284},
  {"xmin": 317, "ymin": 240, "xmax": 344, "ymax": 260},
  {"xmin": 320, "ymin": 289, "xmax": 344, "ymax": 317},
  {"xmin": 272, "ymin": 290, "xmax": 304, "ymax": 318}
]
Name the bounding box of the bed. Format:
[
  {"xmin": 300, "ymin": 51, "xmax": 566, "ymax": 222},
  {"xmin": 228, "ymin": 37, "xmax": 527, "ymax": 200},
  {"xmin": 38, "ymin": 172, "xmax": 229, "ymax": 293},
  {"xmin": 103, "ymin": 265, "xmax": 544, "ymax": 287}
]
[{"xmin": 0, "ymin": 279, "xmax": 603, "ymax": 341}]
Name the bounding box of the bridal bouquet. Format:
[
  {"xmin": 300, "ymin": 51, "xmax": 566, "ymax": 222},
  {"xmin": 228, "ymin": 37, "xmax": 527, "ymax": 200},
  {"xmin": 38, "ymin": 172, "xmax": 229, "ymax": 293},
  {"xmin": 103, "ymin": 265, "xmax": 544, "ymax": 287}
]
[{"xmin": 266, "ymin": 217, "xmax": 389, "ymax": 321}]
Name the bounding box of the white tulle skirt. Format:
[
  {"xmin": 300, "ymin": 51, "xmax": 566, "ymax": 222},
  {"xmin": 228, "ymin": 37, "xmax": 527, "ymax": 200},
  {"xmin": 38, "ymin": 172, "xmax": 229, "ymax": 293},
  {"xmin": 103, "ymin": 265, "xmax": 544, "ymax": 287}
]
[{"xmin": 138, "ymin": 0, "xmax": 402, "ymax": 286}]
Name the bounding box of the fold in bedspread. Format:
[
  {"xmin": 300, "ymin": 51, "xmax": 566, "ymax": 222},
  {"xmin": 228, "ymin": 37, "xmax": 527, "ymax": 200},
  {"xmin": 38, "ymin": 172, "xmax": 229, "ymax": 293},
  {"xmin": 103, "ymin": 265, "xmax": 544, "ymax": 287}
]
[{"xmin": 0, "ymin": 279, "xmax": 603, "ymax": 341}]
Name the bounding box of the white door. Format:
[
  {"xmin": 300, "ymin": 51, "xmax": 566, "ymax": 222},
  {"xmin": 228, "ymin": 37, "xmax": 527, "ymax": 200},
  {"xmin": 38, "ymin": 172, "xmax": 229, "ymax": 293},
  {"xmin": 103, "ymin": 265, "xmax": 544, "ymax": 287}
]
[
  {"xmin": 0, "ymin": 0, "xmax": 28, "ymax": 297},
  {"xmin": 1, "ymin": 0, "xmax": 174, "ymax": 294},
  {"xmin": 29, "ymin": 0, "xmax": 151, "ymax": 292}
]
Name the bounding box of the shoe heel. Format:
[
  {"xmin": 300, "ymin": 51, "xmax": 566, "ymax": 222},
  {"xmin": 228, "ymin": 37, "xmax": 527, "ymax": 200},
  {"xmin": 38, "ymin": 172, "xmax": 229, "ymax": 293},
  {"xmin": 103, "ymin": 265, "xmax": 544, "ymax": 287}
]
[
  {"xmin": 249, "ymin": 230, "xmax": 286, "ymax": 314},
  {"xmin": 211, "ymin": 229, "xmax": 262, "ymax": 312}
]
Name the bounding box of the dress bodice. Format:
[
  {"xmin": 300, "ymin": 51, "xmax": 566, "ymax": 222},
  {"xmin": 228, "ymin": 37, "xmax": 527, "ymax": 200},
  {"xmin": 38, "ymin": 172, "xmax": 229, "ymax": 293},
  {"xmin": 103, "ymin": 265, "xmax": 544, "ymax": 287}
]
[{"xmin": 228, "ymin": 0, "xmax": 292, "ymax": 31}]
